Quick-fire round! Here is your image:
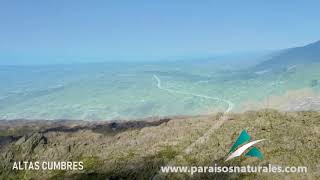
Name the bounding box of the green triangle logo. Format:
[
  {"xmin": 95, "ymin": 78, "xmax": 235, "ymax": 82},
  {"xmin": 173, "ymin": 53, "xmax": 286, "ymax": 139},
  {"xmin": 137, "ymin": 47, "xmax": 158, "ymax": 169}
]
[{"xmin": 226, "ymin": 130, "xmax": 265, "ymax": 161}]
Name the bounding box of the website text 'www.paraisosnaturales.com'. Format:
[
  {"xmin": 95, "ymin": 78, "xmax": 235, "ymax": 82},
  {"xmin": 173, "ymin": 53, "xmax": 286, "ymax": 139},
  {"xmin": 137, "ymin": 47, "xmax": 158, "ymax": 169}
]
[{"xmin": 161, "ymin": 164, "xmax": 307, "ymax": 175}]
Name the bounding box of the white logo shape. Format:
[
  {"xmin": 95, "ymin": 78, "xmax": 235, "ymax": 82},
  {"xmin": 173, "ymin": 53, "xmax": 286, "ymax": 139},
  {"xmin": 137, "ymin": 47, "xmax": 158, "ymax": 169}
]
[{"xmin": 225, "ymin": 139, "xmax": 265, "ymax": 161}]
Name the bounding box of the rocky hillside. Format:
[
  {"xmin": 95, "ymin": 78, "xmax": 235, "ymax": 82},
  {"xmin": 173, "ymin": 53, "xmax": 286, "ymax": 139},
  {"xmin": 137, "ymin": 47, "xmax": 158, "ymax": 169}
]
[{"xmin": 0, "ymin": 110, "xmax": 319, "ymax": 179}]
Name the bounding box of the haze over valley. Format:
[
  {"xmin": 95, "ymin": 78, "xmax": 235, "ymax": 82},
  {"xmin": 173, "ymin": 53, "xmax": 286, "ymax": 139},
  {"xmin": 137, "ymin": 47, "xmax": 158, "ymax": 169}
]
[{"xmin": 1, "ymin": 41, "xmax": 320, "ymax": 120}]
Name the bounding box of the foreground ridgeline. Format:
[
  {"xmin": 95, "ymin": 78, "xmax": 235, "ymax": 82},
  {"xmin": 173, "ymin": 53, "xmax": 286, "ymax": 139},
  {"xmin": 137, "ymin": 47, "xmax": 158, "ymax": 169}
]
[{"xmin": 0, "ymin": 110, "xmax": 319, "ymax": 179}]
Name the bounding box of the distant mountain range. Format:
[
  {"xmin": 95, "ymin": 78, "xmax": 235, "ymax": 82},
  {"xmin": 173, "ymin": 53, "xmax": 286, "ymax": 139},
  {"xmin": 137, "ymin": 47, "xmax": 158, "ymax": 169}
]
[{"xmin": 255, "ymin": 40, "xmax": 320, "ymax": 71}]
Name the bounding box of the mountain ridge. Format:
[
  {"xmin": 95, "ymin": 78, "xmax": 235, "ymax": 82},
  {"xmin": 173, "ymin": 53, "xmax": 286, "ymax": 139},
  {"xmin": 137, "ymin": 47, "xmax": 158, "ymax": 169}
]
[{"xmin": 254, "ymin": 40, "xmax": 320, "ymax": 71}]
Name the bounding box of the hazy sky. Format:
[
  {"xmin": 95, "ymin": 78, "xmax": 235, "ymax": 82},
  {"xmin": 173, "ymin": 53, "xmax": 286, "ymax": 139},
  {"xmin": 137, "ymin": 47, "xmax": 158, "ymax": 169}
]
[{"xmin": 0, "ymin": 0, "xmax": 320, "ymax": 65}]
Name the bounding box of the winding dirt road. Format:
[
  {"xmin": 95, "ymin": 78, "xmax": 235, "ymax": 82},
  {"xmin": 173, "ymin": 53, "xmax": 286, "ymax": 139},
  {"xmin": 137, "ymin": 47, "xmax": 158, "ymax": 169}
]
[{"xmin": 153, "ymin": 74, "xmax": 234, "ymax": 153}]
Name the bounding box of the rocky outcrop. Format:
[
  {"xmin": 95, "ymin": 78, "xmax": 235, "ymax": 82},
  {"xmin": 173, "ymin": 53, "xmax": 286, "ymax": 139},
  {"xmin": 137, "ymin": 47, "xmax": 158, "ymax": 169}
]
[{"xmin": 20, "ymin": 133, "xmax": 47, "ymax": 153}]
